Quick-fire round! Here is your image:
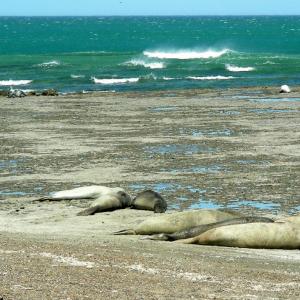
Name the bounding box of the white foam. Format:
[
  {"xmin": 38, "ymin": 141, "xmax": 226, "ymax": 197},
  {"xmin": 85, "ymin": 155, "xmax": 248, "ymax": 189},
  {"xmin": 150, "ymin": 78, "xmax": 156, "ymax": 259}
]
[
  {"xmin": 71, "ymin": 74, "xmax": 85, "ymax": 79},
  {"xmin": 92, "ymin": 77, "xmax": 139, "ymax": 85},
  {"xmin": 163, "ymin": 77, "xmax": 177, "ymax": 80},
  {"xmin": 37, "ymin": 60, "xmax": 60, "ymax": 67},
  {"xmin": 0, "ymin": 80, "xmax": 32, "ymax": 86},
  {"xmin": 226, "ymin": 64, "xmax": 255, "ymax": 72},
  {"xmin": 140, "ymin": 73, "xmax": 157, "ymax": 81},
  {"xmin": 187, "ymin": 76, "xmax": 235, "ymax": 80},
  {"xmin": 125, "ymin": 59, "xmax": 165, "ymax": 69},
  {"xmin": 263, "ymin": 61, "xmax": 277, "ymax": 65},
  {"xmin": 143, "ymin": 49, "xmax": 230, "ymax": 60}
]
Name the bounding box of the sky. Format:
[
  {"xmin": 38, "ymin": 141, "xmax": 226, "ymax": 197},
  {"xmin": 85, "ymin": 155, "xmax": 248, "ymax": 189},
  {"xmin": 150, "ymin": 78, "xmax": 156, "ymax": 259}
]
[{"xmin": 1, "ymin": 0, "xmax": 300, "ymax": 16}]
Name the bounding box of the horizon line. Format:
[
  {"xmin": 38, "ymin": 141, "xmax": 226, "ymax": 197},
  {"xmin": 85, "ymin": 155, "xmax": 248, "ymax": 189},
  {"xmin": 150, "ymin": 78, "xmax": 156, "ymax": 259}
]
[{"xmin": 0, "ymin": 14, "xmax": 300, "ymax": 17}]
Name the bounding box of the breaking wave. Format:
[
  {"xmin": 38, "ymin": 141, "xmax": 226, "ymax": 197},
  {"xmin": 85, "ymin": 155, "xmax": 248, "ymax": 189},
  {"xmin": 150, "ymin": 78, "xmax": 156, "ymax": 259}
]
[
  {"xmin": 71, "ymin": 74, "xmax": 85, "ymax": 79},
  {"xmin": 125, "ymin": 59, "xmax": 165, "ymax": 69},
  {"xmin": 226, "ymin": 64, "xmax": 255, "ymax": 72},
  {"xmin": 0, "ymin": 79, "xmax": 33, "ymax": 86},
  {"xmin": 163, "ymin": 77, "xmax": 177, "ymax": 80},
  {"xmin": 187, "ymin": 76, "xmax": 235, "ymax": 80},
  {"xmin": 37, "ymin": 60, "xmax": 61, "ymax": 67},
  {"xmin": 143, "ymin": 49, "xmax": 231, "ymax": 60},
  {"xmin": 92, "ymin": 77, "xmax": 139, "ymax": 85}
]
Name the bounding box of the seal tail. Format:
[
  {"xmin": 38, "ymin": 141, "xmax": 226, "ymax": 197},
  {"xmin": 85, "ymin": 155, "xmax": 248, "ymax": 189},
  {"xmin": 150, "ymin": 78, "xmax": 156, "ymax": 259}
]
[{"xmin": 113, "ymin": 229, "xmax": 136, "ymax": 235}]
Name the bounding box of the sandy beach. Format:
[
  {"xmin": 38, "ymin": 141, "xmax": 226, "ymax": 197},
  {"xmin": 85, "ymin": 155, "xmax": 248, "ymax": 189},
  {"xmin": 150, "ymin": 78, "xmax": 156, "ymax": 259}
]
[{"xmin": 1, "ymin": 87, "xmax": 300, "ymax": 299}]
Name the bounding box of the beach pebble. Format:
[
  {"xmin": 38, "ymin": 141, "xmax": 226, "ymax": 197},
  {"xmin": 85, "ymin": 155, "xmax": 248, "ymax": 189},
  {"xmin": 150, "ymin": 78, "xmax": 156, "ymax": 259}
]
[{"xmin": 280, "ymin": 85, "xmax": 291, "ymax": 93}]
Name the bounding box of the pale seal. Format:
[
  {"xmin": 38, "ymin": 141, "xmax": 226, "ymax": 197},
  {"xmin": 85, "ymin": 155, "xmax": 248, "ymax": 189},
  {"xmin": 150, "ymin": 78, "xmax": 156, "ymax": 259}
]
[
  {"xmin": 146, "ymin": 216, "xmax": 274, "ymax": 241},
  {"xmin": 114, "ymin": 209, "xmax": 243, "ymax": 235},
  {"xmin": 77, "ymin": 191, "xmax": 131, "ymax": 216},
  {"xmin": 177, "ymin": 222, "xmax": 300, "ymax": 249},
  {"xmin": 36, "ymin": 185, "xmax": 127, "ymax": 201},
  {"xmin": 130, "ymin": 190, "xmax": 167, "ymax": 213}
]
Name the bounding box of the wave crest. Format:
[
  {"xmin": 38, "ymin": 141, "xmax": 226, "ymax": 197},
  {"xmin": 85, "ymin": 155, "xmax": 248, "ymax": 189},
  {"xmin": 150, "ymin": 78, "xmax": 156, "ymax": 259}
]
[
  {"xmin": 187, "ymin": 76, "xmax": 235, "ymax": 80},
  {"xmin": 226, "ymin": 64, "xmax": 255, "ymax": 72},
  {"xmin": 92, "ymin": 77, "xmax": 139, "ymax": 85},
  {"xmin": 71, "ymin": 74, "xmax": 85, "ymax": 79},
  {"xmin": 37, "ymin": 60, "xmax": 61, "ymax": 68},
  {"xmin": 0, "ymin": 79, "xmax": 32, "ymax": 86},
  {"xmin": 125, "ymin": 59, "xmax": 165, "ymax": 69},
  {"xmin": 143, "ymin": 49, "xmax": 230, "ymax": 60}
]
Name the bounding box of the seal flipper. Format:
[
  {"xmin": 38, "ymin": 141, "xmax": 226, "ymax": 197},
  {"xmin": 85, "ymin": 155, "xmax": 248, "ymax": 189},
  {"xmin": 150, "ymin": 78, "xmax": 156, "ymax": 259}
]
[
  {"xmin": 77, "ymin": 205, "xmax": 101, "ymax": 216},
  {"xmin": 174, "ymin": 237, "xmax": 197, "ymax": 244},
  {"xmin": 140, "ymin": 233, "xmax": 171, "ymax": 241},
  {"xmin": 113, "ymin": 229, "xmax": 136, "ymax": 235},
  {"xmin": 33, "ymin": 197, "xmax": 56, "ymax": 202}
]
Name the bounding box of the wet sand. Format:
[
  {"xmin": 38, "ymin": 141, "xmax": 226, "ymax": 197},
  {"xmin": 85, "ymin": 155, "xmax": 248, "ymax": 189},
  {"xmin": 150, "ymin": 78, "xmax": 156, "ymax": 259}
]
[{"xmin": 0, "ymin": 87, "xmax": 300, "ymax": 299}]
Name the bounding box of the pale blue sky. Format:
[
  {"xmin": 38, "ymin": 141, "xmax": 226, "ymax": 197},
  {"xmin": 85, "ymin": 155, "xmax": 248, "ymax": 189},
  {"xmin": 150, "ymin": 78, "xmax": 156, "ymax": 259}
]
[{"xmin": 1, "ymin": 0, "xmax": 300, "ymax": 16}]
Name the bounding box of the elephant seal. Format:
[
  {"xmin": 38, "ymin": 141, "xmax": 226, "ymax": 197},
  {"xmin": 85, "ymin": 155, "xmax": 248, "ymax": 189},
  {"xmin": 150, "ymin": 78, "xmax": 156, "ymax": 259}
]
[
  {"xmin": 36, "ymin": 185, "xmax": 128, "ymax": 201},
  {"xmin": 145, "ymin": 216, "xmax": 274, "ymax": 241},
  {"xmin": 113, "ymin": 209, "xmax": 243, "ymax": 235},
  {"xmin": 77, "ymin": 190, "xmax": 131, "ymax": 216},
  {"xmin": 130, "ymin": 190, "xmax": 167, "ymax": 213},
  {"xmin": 177, "ymin": 222, "xmax": 300, "ymax": 249}
]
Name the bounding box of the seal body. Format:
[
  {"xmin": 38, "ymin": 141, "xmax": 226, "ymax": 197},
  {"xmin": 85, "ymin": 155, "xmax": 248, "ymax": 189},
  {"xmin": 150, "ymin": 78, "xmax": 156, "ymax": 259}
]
[
  {"xmin": 178, "ymin": 222, "xmax": 300, "ymax": 249},
  {"xmin": 147, "ymin": 216, "xmax": 274, "ymax": 241},
  {"xmin": 37, "ymin": 185, "xmax": 126, "ymax": 201},
  {"xmin": 114, "ymin": 209, "xmax": 243, "ymax": 235},
  {"xmin": 131, "ymin": 190, "xmax": 167, "ymax": 213},
  {"xmin": 77, "ymin": 191, "xmax": 131, "ymax": 216}
]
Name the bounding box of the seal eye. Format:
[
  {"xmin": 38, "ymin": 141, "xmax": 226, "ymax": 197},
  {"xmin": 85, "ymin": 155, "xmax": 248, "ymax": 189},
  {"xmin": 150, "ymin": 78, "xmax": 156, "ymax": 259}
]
[{"xmin": 119, "ymin": 192, "xmax": 126, "ymax": 199}]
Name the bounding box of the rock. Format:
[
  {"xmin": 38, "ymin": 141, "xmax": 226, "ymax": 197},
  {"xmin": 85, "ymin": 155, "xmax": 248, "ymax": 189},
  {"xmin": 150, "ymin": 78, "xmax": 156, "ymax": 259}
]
[
  {"xmin": 27, "ymin": 91, "xmax": 37, "ymax": 96},
  {"xmin": 41, "ymin": 89, "xmax": 58, "ymax": 96},
  {"xmin": 0, "ymin": 90, "xmax": 8, "ymax": 97},
  {"xmin": 7, "ymin": 89, "xmax": 26, "ymax": 98}
]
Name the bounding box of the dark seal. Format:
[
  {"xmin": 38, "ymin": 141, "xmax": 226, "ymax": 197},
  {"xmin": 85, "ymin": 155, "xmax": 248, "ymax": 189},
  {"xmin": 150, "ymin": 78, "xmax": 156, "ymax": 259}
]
[
  {"xmin": 130, "ymin": 190, "xmax": 167, "ymax": 213},
  {"xmin": 77, "ymin": 191, "xmax": 131, "ymax": 216},
  {"xmin": 146, "ymin": 216, "xmax": 274, "ymax": 241}
]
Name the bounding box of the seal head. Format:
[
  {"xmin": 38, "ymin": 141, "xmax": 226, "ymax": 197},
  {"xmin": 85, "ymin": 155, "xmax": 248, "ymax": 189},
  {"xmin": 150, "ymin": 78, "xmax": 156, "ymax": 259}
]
[{"xmin": 131, "ymin": 190, "xmax": 167, "ymax": 213}]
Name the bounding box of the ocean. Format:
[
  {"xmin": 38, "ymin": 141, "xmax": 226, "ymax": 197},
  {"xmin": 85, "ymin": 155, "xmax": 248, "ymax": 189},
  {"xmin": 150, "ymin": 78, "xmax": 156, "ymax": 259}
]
[{"xmin": 0, "ymin": 16, "xmax": 300, "ymax": 93}]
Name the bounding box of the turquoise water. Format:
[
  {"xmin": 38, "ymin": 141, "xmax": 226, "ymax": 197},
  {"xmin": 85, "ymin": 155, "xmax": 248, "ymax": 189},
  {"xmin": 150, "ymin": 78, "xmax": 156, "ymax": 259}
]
[{"xmin": 0, "ymin": 16, "xmax": 300, "ymax": 92}]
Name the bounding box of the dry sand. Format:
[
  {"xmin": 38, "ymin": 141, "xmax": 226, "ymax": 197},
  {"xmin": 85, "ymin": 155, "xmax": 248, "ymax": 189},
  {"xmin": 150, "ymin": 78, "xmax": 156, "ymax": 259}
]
[{"xmin": 0, "ymin": 87, "xmax": 300, "ymax": 299}]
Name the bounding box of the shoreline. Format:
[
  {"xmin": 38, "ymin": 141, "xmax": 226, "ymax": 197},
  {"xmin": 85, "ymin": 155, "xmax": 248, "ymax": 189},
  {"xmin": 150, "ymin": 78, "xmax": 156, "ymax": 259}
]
[
  {"xmin": 1, "ymin": 87, "xmax": 300, "ymax": 299},
  {"xmin": 1, "ymin": 84, "xmax": 300, "ymax": 98}
]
